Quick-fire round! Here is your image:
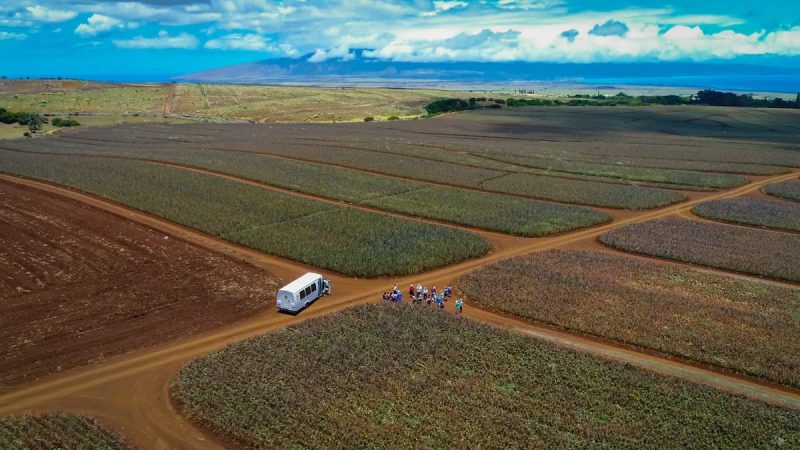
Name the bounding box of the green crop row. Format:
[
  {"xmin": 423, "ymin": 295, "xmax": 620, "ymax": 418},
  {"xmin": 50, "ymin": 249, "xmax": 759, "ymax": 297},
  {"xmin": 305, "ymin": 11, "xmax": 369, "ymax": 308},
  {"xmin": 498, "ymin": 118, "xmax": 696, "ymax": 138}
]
[
  {"xmin": 15, "ymin": 128, "xmax": 687, "ymax": 209},
  {"xmin": 482, "ymin": 172, "xmax": 685, "ymax": 209},
  {"xmin": 479, "ymin": 153, "xmax": 747, "ymax": 188},
  {"xmin": 0, "ymin": 151, "xmax": 489, "ymax": 277},
  {"xmin": 600, "ymin": 218, "xmax": 800, "ymax": 282},
  {"xmin": 172, "ymin": 304, "xmax": 800, "ymax": 449},
  {"xmin": 457, "ymin": 250, "xmax": 800, "ymax": 387},
  {"xmin": 6, "ymin": 137, "xmax": 610, "ymax": 235},
  {"xmin": 693, "ymin": 197, "xmax": 800, "ymax": 232},
  {"xmin": 764, "ymin": 180, "xmax": 800, "ymax": 203},
  {"xmin": 0, "ymin": 414, "xmax": 131, "ymax": 450}
]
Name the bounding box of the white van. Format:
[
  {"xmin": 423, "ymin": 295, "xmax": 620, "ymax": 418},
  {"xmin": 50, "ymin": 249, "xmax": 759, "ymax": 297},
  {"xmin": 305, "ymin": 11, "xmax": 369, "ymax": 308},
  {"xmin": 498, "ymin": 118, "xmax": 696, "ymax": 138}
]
[{"xmin": 276, "ymin": 272, "xmax": 330, "ymax": 313}]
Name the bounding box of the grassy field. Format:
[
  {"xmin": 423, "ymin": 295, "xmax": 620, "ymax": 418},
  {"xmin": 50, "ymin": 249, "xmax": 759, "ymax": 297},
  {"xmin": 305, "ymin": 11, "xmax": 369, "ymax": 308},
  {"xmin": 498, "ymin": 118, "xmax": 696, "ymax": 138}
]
[
  {"xmin": 172, "ymin": 304, "xmax": 800, "ymax": 449},
  {"xmin": 457, "ymin": 250, "xmax": 800, "ymax": 387},
  {"xmin": 0, "ymin": 414, "xmax": 131, "ymax": 450},
  {"xmin": 172, "ymin": 84, "xmax": 461, "ymax": 122},
  {"xmin": 600, "ymin": 218, "xmax": 800, "ymax": 282},
  {"xmin": 0, "ymin": 150, "xmax": 489, "ymax": 277},
  {"xmin": 693, "ymin": 197, "xmax": 800, "ymax": 232},
  {"xmin": 764, "ymin": 180, "xmax": 800, "ymax": 203},
  {"xmin": 0, "ymin": 85, "xmax": 168, "ymax": 114},
  {"xmin": 3, "ymin": 139, "xmax": 610, "ymax": 236}
]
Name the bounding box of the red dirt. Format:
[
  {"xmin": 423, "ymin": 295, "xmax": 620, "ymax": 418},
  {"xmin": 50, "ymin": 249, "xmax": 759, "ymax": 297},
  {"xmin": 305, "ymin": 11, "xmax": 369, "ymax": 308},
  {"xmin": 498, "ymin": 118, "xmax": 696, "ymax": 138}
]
[
  {"xmin": 0, "ymin": 170, "xmax": 799, "ymax": 450},
  {"xmin": 0, "ymin": 179, "xmax": 278, "ymax": 389}
]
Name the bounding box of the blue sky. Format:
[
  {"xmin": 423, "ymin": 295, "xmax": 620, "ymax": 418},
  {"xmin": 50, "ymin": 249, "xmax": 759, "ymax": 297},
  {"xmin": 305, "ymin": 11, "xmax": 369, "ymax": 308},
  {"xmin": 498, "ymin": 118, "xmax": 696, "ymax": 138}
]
[{"xmin": 1, "ymin": 1, "xmax": 798, "ymax": 80}]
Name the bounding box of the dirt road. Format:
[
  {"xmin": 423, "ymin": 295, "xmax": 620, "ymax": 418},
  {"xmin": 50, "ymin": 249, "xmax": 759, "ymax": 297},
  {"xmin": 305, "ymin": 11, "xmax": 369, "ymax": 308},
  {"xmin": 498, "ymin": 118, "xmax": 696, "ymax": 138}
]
[{"xmin": 1, "ymin": 170, "xmax": 799, "ymax": 449}]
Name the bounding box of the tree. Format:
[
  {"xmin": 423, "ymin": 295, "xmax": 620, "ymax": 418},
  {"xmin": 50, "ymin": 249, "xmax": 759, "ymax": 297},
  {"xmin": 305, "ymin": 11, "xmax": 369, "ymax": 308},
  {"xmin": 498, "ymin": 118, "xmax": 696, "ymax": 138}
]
[
  {"xmin": 26, "ymin": 113, "xmax": 47, "ymax": 133},
  {"xmin": 796, "ymin": 92, "xmax": 799, "ymax": 107}
]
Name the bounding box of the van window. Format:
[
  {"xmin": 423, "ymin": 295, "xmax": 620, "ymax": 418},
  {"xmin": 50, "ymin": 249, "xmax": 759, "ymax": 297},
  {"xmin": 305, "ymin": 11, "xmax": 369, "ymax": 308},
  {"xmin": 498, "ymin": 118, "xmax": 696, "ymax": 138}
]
[
  {"xmin": 305, "ymin": 286, "xmax": 312, "ymax": 296},
  {"xmin": 311, "ymin": 283, "xmax": 316, "ymax": 292},
  {"xmin": 299, "ymin": 290, "xmax": 306, "ymax": 300}
]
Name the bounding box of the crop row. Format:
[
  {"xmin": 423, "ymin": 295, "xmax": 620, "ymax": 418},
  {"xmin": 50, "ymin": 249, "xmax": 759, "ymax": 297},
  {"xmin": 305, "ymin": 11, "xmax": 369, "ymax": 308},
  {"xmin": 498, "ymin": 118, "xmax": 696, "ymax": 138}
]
[
  {"xmin": 475, "ymin": 153, "xmax": 747, "ymax": 188},
  {"xmin": 0, "ymin": 151, "xmax": 490, "ymax": 277},
  {"xmin": 482, "ymin": 173, "xmax": 685, "ymax": 209},
  {"xmin": 172, "ymin": 304, "xmax": 800, "ymax": 449},
  {"xmin": 457, "ymin": 250, "xmax": 800, "ymax": 387},
  {"xmin": 599, "ymin": 218, "xmax": 800, "ymax": 282},
  {"xmin": 693, "ymin": 197, "xmax": 800, "ymax": 232},
  {"xmin": 764, "ymin": 180, "xmax": 800, "ymax": 203},
  {"xmin": 4, "ymin": 139, "xmax": 610, "ymax": 235},
  {"xmin": 0, "ymin": 414, "xmax": 131, "ymax": 450},
  {"xmin": 16, "ymin": 130, "xmax": 688, "ymax": 210},
  {"xmin": 409, "ymin": 137, "xmax": 796, "ymax": 175},
  {"xmin": 286, "ymin": 137, "xmax": 721, "ymax": 191}
]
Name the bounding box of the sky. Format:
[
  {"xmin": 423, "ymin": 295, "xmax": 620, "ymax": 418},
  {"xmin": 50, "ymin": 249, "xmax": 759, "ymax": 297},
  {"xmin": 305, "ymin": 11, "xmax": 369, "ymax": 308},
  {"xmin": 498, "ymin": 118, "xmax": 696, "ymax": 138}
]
[{"xmin": 1, "ymin": 0, "xmax": 799, "ymax": 80}]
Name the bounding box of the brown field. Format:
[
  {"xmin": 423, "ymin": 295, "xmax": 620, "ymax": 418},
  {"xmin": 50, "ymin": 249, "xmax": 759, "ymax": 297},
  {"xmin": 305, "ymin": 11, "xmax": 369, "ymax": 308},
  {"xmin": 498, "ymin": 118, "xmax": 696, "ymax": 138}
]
[
  {"xmin": 457, "ymin": 250, "xmax": 800, "ymax": 387},
  {"xmin": 0, "ymin": 179, "xmax": 277, "ymax": 388}
]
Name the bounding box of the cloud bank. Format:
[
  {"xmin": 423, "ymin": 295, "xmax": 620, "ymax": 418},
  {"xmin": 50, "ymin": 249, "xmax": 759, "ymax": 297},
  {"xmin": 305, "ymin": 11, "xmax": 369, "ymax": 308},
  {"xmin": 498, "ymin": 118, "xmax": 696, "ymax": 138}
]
[{"xmin": 0, "ymin": 0, "xmax": 798, "ymax": 65}]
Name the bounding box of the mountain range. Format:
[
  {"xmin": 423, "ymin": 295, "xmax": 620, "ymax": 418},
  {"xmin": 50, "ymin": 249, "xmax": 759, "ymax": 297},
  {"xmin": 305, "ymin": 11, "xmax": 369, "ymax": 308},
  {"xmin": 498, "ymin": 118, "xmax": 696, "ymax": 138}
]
[{"xmin": 176, "ymin": 50, "xmax": 800, "ymax": 93}]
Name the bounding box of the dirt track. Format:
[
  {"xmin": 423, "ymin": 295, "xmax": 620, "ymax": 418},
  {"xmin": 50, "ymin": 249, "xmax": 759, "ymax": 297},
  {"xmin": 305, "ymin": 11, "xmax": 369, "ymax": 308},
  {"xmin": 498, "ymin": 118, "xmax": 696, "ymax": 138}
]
[{"xmin": 1, "ymin": 168, "xmax": 800, "ymax": 449}]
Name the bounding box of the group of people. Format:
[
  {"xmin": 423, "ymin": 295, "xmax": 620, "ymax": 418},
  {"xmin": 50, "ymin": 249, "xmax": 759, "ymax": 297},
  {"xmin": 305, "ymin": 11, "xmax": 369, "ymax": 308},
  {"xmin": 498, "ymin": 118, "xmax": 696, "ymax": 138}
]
[{"xmin": 382, "ymin": 283, "xmax": 464, "ymax": 314}]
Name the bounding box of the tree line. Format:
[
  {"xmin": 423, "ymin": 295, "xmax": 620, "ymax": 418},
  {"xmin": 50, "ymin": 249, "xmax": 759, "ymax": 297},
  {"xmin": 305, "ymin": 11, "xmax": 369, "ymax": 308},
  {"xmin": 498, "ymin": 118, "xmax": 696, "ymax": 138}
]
[
  {"xmin": 425, "ymin": 90, "xmax": 800, "ymax": 115},
  {"xmin": 0, "ymin": 107, "xmax": 79, "ymax": 134}
]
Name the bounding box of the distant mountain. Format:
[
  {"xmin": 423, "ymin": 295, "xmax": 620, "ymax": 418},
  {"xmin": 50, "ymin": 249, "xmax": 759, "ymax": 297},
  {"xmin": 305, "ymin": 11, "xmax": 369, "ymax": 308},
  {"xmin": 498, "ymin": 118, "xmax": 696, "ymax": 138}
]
[{"xmin": 176, "ymin": 50, "xmax": 800, "ymax": 93}]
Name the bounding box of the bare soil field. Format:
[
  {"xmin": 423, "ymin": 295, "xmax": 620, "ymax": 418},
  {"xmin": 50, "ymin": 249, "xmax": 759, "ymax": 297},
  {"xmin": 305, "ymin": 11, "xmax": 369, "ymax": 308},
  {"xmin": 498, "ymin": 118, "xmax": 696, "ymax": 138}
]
[
  {"xmin": 457, "ymin": 250, "xmax": 800, "ymax": 387},
  {"xmin": 0, "ymin": 179, "xmax": 278, "ymax": 388},
  {"xmin": 600, "ymin": 218, "xmax": 800, "ymax": 282}
]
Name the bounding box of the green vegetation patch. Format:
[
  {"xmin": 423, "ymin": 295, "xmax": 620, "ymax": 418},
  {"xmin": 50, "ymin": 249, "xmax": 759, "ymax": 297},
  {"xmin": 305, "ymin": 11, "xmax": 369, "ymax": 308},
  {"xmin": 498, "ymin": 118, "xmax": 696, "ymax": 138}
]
[
  {"xmin": 0, "ymin": 151, "xmax": 489, "ymax": 277},
  {"xmin": 6, "ymin": 138, "xmax": 609, "ymax": 235},
  {"xmin": 693, "ymin": 197, "xmax": 800, "ymax": 232},
  {"xmin": 365, "ymin": 185, "xmax": 609, "ymax": 235},
  {"xmin": 764, "ymin": 180, "xmax": 800, "ymax": 203},
  {"xmin": 0, "ymin": 85, "xmax": 169, "ymax": 114},
  {"xmin": 0, "ymin": 414, "xmax": 131, "ymax": 450},
  {"xmin": 481, "ymin": 153, "xmax": 747, "ymax": 188},
  {"xmin": 483, "ymin": 172, "xmax": 685, "ymax": 209},
  {"xmin": 600, "ymin": 218, "xmax": 800, "ymax": 282},
  {"xmin": 458, "ymin": 250, "xmax": 800, "ymax": 387},
  {"xmin": 173, "ymin": 304, "xmax": 800, "ymax": 449}
]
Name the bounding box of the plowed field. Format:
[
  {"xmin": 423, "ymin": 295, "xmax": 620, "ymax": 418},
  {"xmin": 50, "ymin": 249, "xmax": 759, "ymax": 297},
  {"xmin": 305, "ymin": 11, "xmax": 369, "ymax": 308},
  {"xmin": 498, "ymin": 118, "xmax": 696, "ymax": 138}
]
[{"xmin": 0, "ymin": 179, "xmax": 278, "ymax": 388}]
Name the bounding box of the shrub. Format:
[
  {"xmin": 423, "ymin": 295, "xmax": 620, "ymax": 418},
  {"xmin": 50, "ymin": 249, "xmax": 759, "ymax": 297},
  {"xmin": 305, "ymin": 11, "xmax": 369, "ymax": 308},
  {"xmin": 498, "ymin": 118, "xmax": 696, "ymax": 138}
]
[
  {"xmin": 363, "ymin": 116, "xmax": 374, "ymax": 122},
  {"xmin": 387, "ymin": 115, "xmax": 399, "ymax": 121},
  {"xmin": 51, "ymin": 117, "xmax": 80, "ymax": 127}
]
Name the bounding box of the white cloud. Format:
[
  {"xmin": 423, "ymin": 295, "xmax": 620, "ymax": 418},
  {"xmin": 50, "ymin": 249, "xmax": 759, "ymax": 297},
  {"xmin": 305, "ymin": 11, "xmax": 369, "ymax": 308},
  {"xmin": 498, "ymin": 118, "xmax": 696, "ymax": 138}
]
[
  {"xmin": 496, "ymin": 0, "xmax": 565, "ymax": 10},
  {"xmin": 113, "ymin": 31, "xmax": 199, "ymax": 49},
  {"xmin": 205, "ymin": 33, "xmax": 272, "ymax": 51},
  {"xmin": 307, "ymin": 45, "xmax": 356, "ymax": 62},
  {"xmin": 26, "ymin": 5, "xmax": 77, "ymax": 23},
  {"xmin": 421, "ymin": 1, "xmax": 468, "ymax": 17},
  {"xmin": 75, "ymin": 14, "xmax": 123, "ymax": 37},
  {"xmin": 0, "ymin": 31, "xmax": 27, "ymax": 40}
]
